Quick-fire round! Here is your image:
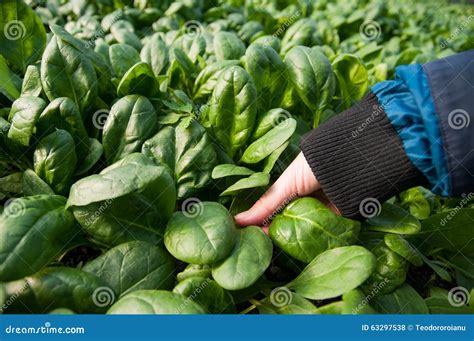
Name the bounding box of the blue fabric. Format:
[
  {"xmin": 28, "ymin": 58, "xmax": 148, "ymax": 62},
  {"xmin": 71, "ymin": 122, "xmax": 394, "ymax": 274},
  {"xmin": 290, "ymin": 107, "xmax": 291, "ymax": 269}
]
[
  {"xmin": 422, "ymin": 49, "xmax": 474, "ymax": 196},
  {"xmin": 372, "ymin": 64, "xmax": 450, "ymax": 196}
]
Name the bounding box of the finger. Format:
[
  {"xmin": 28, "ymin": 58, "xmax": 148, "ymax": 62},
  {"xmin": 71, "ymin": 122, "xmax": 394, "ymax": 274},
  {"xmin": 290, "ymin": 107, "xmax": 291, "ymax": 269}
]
[{"xmin": 234, "ymin": 176, "xmax": 294, "ymax": 226}]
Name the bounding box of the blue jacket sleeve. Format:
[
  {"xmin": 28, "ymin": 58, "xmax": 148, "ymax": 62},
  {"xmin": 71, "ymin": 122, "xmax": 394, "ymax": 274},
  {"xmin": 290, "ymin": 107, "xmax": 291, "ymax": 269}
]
[{"xmin": 372, "ymin": 49, "xmax": 474, "ymax": 197}]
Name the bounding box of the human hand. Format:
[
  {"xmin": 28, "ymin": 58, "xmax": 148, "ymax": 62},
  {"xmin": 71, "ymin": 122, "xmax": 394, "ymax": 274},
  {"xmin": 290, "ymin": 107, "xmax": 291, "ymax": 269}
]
[{"xmin": 234, "ymin": 152, "xmax": 337, "ymax": 229}]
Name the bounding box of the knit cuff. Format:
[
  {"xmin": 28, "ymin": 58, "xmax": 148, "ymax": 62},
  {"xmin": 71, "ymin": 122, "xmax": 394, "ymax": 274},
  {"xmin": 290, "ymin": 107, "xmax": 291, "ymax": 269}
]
[{"xmin": 300, "ymin": 92, "xmax": 428, "ymax": 219}]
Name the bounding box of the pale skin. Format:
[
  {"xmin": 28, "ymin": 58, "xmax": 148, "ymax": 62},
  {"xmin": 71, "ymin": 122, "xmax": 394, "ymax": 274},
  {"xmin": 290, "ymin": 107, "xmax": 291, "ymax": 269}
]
[{"xmin": 234, "ymin": 152, "xmax": 340, "ymax": 231}]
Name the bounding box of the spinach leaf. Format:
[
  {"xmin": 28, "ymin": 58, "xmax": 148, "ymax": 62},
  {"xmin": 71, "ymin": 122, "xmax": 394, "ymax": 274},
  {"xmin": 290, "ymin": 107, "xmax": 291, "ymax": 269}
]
[
  {"xmin": 373, "ymin": 284, "xmax": 429, "ymax": 314},
  {"xmin": 68, "ymin": 153, "xmax": 176, "ymax": 247},
  {"xmin": 362, "ymin": 243, "xmax": 409, "ymax": 295},
  {"xmin": 243, "ymin": 44, "xmax": 287, "ymax": 111},
  {"xmin": 1, "ymin": 267, "xmax": 109, "ymax": 313},
  {"xmin": 107, "ymin": 290, "xmax": 205, "ymax": 314},
  {"xmin": 0, "ymin": 0, "xmax": 46, "ymax": 72},
  {"xmin": 21, "ymin": 65, "xmax": 42, "ymax": 97},
  {"xmin": 164, "ymin": 202, "xmax": 237, "ymax": 264},
  {"xmin": 83, "ymin": 241, "xmax": 175, "ymax": 297},
  {"xmin": 214, "ymin": 31, "xmax": 246, "ymax": 61},
  {"xmin": 41, "ymin": 28, "xmax": 97, "ymax": 112},
  {"xmin": 366, "ymin": 203, "xmax": 421, "ymax": 234},
  {"xmin": 142, "ymin": 119, "xmax": 217, "ymax": 199},
  {"xmin": 103, "ymin": 95, "xmax": 159, "ymax": 164},
  {"xmin": 420, "ymin": 208, "xmax": 474, "ymax": 256},
  {"xmin": 212, "ymin": 226, "xmax": 272, "ymax": 290},
  {"xmin": 7, "ymin": 96, "xmax": 46, "ymax": 146},
  {"xmin": 22, "ymin": 169, "xmax": 54, "ymax": 196},
  {"xmin": 270, "ymin": 198, "xmax": 360, "ymax": 263},
  {"xmin": 240, "ymin": 118, "xmax": 296, "ymax": 164},
  {"xmin": 0, "ymin": 195, "xmax": 76, "ymax": 281},
  {"xmin": 140, "ymin": 33, "xmax": 169, "ymax": 76},
  {"xmin": 211, "ymin": 164, "xmax": 254, "ymax": 179},
  {"xmin": 173, "ymin": 277, "xmax": 235, "ymax": 313},
  {"xmin": 33, "ymin": 129, "xmax": 77, "ymax": 195},
  {"xmin": 219, "ymin": 172, "xmax": 270, "ymax": 197},
  {"xmin": 207, "ymin": 66, "xmax": 257, "ymax": 158},
  {"xmin": 288, "ymin": 246, "xmax": 376, "ymax": 300},
  {"xmin": 117, "ymin": 62, "xmax": 159, "ymax": 97},
  {"xmin": 0, "ymin": 55, "xmax": 21, "ymax": 101}
]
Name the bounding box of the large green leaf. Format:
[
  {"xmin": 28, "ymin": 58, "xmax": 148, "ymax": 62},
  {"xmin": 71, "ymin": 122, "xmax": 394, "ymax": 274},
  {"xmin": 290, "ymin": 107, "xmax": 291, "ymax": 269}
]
[
  {"xmin": 140, "ymin": 33, "xmax": 169, "ymax": 76},
  {"xmin": 142, "ymin": 119, "xmax": 217, "ymax": 199},
  {"xmin": 103, "ymin": 95, "xmax": 159, "ymax": 164},
  {"xmin": 41, "ymin": 30, "xmax": 97, "ymax": 112},
  {"xmin": 33, "ymin": 129, "xmax": 77, "ymax": 195},
  {"xmin": 7, "ymin": 96, "xmax": 46, "ymax": 146},
  {"xmin": 243, "ymin": 44, "xmax": 287, "ymax": 111},
  {"xmin": 270, "ymin": 198, "xmax": 360, "ymax": 263},
  {"xmin": 220, "ymin": 172, "xmax": 270, "ymax": 197},
  {"xmin": 0, "ymin": 54, "xmax": 21, "ymax": 100},
  {"xmin": 288, "ymin": 246, "xmax": 376, "ymax": 300},
  {"xmin": 1, "ymin": 267, "xmax": 109, "ymax": 313},
  {"xmin": 107, "ymin": 290, "xmax": 205, "ymax": 314},
  {"xmin": 0, "ymin": 195, "xmax": 76, "ymax": 281},
  {"xmin": 212, "ymin": 226, "xmax": 272, "ymax": 290},
  {"xmin": 68, "ymin": 153, "xmax": 176, "ymax": 247},
  {"xmin": 83, "ymin": 241, "xmax": 175, "ymax": 297},
  {"xmin": 117, "ymin": 62, "xmax": 159, "ymax": 97},
  {"xmin": 420, "ymin": 208, "xmax": 474, "ymax": 256},
  {"xmin": 366, "ymin": 203, "xmax": 421, "ymax": 234},
  {"xmin": 165, "ymin": 202, "xmax": 237, "ymax": 264},
  {"xmin": 207, "ymin": 66, "xmax": 257, "ymax": 158},
  {"xmin": 0, "ymin": 0, "xmax": 46, "ymax": 72},
  {"xmin": 240, "ymin": 118, "xmax": 296, "ymax": 164},
  {"xmin": 373, "ymin": 284, "xmax": 429, "ymax": 314},
  {"xmin": 213, "ymin": 31, "xmax": 246, "ymax": 61}
]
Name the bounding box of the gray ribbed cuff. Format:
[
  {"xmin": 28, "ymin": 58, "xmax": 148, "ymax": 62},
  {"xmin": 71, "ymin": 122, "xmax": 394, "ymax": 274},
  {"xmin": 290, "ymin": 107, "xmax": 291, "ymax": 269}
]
[{"xmin": 300, "ymin": 92, "xmax": 428, "ymax": 219}]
